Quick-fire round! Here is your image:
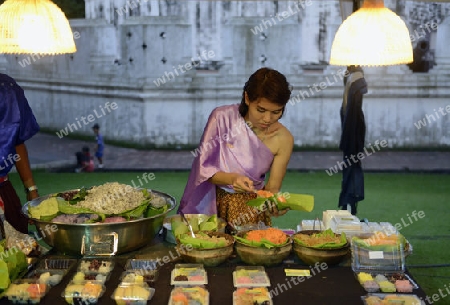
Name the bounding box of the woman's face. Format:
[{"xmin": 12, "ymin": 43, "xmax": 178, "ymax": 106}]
[{"xmin": 244, "ymin": 94, "xmax": 284, "ymax": 131}]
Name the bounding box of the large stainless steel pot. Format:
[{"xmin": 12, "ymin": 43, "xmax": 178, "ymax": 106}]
[{"xmin": 22, "ymin": 189, "xmax": 176, "ymax": 256}]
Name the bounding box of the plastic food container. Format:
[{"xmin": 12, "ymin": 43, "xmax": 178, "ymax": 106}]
[
  {"xmin": 78, "ymin": 259, "xmax": 114, "ymax": 274},
  {"xmin": 351, "ymin": 235, "xmax": 419, "ymax": 293},
  {"xmin": 36, "ymin": 258, "xmax": 77, "ymax": 274},
  {"xmin": 171, "ymin": 264, "xmax": 207, "ymax": 286},
  {"xmin": 62, "ymin": 280, "xmax": 105, "ymax": 304},
  {"xmin": 361, "ymin": 293, "xmax": 424, "ymax": 305},
  {"xmin": 71, "ymin": 271, "xmax": 110, "ymax": 285},
  {"xmin": 233, "ymin": 287, "xmax": 273, "ymax": 305},
  {"xmin": 298, "ymin": 219, "xmax": 324, "ymax": 231},
  {"xmin": 168, "ymin": 286, "xmax": 209, "ymax": 305},
  {"xmin": 111, "ymin": 283, "xmax": 155, "ymax": 305},
  {"xmin": 233, "ymin": 266, "xmax": 270, "ymax": 287},
  {"xmin": 26, "ymin": 269, "xmax": 65, "ymax": 286},
  {"xmin": 4, "ymin": 279, "xmax": 48, "ymax": 304},
  {"xmin": 120, "ymin": 270, "xmax": 159, "ymax": 285}
]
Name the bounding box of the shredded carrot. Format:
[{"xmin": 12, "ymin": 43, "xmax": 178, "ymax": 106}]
[{"xmin": 245, "ymin": 228, "xmax": 287, "ymax": 245}]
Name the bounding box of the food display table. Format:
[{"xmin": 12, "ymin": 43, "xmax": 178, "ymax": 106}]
[{"xmin": 0, "ymin": 234, "xmax": 428, "ymax": 305}]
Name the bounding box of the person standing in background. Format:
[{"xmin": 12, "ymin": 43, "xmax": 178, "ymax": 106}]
[
  {"xmin": 338, "ymin": 65, "xmax": 367, "ymax": 215},
  {"xmin": 0, "ymin": 73, "xmax": 40, "ymax": 234},
  {"xmin": 92, "ymin": 123, "xmax": 104, "ymax": 169}
]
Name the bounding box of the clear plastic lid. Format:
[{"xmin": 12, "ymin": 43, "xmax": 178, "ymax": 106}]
[
  {"xmin": 62, "ymin": 280, "xmax": 105, "ymax": 305},
  {"xmin": 111, "ymin": 283, "xmax": 155, "ymax": 305},
  {"xmin": 26, "ymin": 269, "xmax": 65, "ymax": 286},
  {"xmin": 5, "ymin": 279, "xmax": 49, "ymax": 304},
  {"xmin": 36, "ymin": 258, "xmax": 77, "ymax": 273},
  {"xmin": 171, "ymin": 264, "xmax": 207, "ymax": 286},
  {"xmin": 125, "ymin": 259, "xmax": 159, "ymax": 271},
  {"xmin": 78, "ymin": 258, "xmax": 115, "ymax": 274},
  {"xmin": 355, "ymin": 271, "xmax": 419, "ymax": 293},
  {"xmin": 351, "ymin": 236, "xmax": 405, "ymax": 273},
  {"xmin": 120, "ymin": 270, "xmax": 159, "ymax": 285},
  {"xmin": 174, "ymin": 263, "xmax": 205, "ymax": 270},
  {"xmin": 300, "ymin": 220, "xmax": 324, "ymax": 231},
  {"xmin": 168, "ymin": 286, "xmax": 209, "ymax": 305},
  {"xmin": 233, "ymin": 266, "xmax": 270, "ymax": 287},
  {"xmin": 361, "ymin": 293, "xmax": 424, "ymax": 305},
  {"xmin": 233, "ymin": 287, "xmax": 273, "ymax": 305}
]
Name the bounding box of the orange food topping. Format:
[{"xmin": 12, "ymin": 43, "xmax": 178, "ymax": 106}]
[
  {"xmin": 245, "ymin": 228, "xmax": 287, "ymax": 245},
  {"xmin": 277, "ymin": 195, "xmax": 286, "ymax": 203},
  {"xmin": 171, "ymin": 292, "xmax": 189, "ymax": 304},
  {"xmin": 256, "ymin": 190, "xmax": 274, "ymax": 198}
]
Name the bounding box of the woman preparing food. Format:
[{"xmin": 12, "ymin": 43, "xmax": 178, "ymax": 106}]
[{"xmin": 178, "ymin": 67, "xmax": 294, "ymax": 227}]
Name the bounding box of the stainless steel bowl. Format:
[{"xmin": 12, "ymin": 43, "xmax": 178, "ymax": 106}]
[{"xmin": 22, "ymin": 189, "xmax": 176, "ymax": 256}]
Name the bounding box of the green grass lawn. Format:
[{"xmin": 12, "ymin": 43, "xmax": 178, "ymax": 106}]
[{"xmin": 8, "ymin": 170, "xmax": 450, "ymax": 302}]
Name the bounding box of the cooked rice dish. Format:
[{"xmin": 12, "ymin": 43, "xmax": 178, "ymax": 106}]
[
  {"xmin": 76, "ymin": 182, "xmax": 146, "ymax": 215},
  {"xmin": 294, "ymin": 232, "xmax": 342, "ymax": 246}
]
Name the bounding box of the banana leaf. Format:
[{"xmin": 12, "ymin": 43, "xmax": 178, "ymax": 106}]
[
  {"xmin": 246, "ymin": 193, "xmax": 314, "ymax": 212},
  {"xmin": 58, "ymin": 200, "xmax": 106, "ymax": 221},
  {"xmin": 40, "ymin": 213, "xmax": 60, "ymax": 222},
  {"xmin": 55, "ymin": 187, "xmax": 88, "ymax": 205},
  {"xmin": 172, "ymin": 220, "xmax": 189, "ymax": 237},
  {"xmin": 0, "ymin": 260, "xmax": 10, "ymax": 290},
  {"xmin": 199, "ymin": 216, "xmax": 218, "ymax": 231},
  {"xmin": 145, "ymin": 204, "xmax": 168, "ymax": 218},
  {"xmin": 28, "ymin": 197, "xmax": 61, "ymax": 219},
  {"xmin": 178, "ymin": 233, "xmax": 227, "ymax": 249},
  {"xmin": 293, "ymin": 229, "xmax": 347, "ymax": 249},
  {"xmin": 118, "ymin": 201, "xmax": 149, "ymax": 220},
  {"xmin": 234, "ymin": 235, "xmax": 290, "ymax": 249}
]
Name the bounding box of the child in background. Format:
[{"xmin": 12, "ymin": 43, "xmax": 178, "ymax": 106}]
[
  {"xmin": 75, "ymin": 146, "xmax": 94, "ymax": 173},
  {"xmin": 92, "ymin": 123, "xmax": 104, "ymax": 169}
]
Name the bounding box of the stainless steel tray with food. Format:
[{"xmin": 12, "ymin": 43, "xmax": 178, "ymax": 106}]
[{"xmin": 22, "ymin": 184, "xmax": 176, "ymax": 255}]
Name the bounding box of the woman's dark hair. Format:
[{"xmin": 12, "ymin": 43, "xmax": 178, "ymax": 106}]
[{"xmin": 239, "ymin": 67, "xmax": 292, "ymax": 118}]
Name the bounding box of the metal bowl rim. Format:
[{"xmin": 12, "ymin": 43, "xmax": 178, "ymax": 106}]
[{"xmin": 21, "ymin": 188, "xmax": 177, "ymax": 226}]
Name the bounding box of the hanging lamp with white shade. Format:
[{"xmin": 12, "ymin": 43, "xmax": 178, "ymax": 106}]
[
  {"xmin": 0, "ymin": 0, "xmax": 76, "ymax": 55},
  {"xmin": 330, "ymin": 0, "xmax": 413, "ymax": 66}
]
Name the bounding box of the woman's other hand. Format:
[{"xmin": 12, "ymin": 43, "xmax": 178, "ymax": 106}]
[{"xmin": 264, "ymin": 199, "xmax": 290, "ymax": 217}]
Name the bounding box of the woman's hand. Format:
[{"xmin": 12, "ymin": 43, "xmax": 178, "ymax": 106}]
[
  {"xmin": 264, "ymin": 200, "xmax": 290, "ymax": 217},
  {"xmin": 209, "ymin": 172, "xmax": 255, "ymax": 193},
  {"xmin": 231, "ymin": 175, "xmax": 255, "ymax": 193}
]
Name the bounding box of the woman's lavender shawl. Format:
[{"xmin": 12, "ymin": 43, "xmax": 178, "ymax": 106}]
[{"xmin": 178, "ymin": 104, "xmax": 274, "ymax": 215}]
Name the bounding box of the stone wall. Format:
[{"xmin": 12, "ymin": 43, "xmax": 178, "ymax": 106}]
[{"xmin": 1, "ymin": 1, "xmax": 449, "ymax": 148}]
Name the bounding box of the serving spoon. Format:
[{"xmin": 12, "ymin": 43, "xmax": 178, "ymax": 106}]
[{"xmin": 180, "ymin": 212, "xmax": 196, "ymax": 238}]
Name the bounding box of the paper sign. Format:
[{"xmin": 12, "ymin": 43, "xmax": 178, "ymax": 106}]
[
  {"xmin": 285, "ymin": 269, "xmax": 311, "ymax": 277},
  {"xmin": 368, "ymin": 251, "xmax": 384, "ymax": 259}
]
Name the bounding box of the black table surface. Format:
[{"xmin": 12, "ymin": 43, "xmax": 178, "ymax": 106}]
[{"xmin": 0, "ymin": 238, "xmax": 429, "ymax": 305}]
